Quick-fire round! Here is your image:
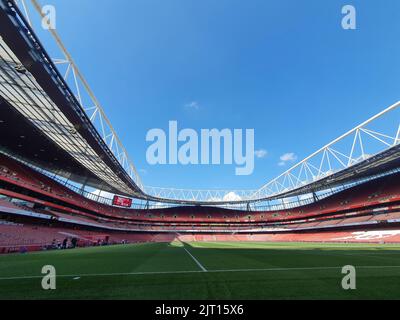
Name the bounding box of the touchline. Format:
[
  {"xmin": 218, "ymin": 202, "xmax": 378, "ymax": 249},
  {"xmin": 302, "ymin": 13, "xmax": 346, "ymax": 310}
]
[{"xmin": 146, "ymin": 121, "xmax": 255, "ymax": 175}]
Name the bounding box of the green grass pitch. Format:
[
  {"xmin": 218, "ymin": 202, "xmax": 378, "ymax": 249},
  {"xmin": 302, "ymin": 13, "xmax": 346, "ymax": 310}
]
[{"xmin": 1, "ymin": 241, "xmax": 400, "ymax": 299}]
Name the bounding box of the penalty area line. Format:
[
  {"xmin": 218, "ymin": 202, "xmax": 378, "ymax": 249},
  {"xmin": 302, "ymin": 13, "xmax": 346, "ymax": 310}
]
[{"xmin": 2, "ymin": 265, "xmax": 400, "ymax": 281}]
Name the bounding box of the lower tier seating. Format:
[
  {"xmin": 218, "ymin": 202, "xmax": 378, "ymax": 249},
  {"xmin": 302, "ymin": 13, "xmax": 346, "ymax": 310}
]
[{"xmin": 2, "ymin": 221, "xmax": 400, "ymax": 255}]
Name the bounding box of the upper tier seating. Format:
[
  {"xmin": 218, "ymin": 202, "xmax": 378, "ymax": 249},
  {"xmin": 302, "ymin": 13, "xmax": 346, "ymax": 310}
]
[{"xmin": 1, "ymin": 153, "xmax": 400, "ymax": 226}]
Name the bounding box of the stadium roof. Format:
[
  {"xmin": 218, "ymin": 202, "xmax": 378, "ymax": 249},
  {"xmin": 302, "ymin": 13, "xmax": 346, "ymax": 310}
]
[{"xmin": 0, "ymin": 0, "xmax": 399, "ymax": 205}]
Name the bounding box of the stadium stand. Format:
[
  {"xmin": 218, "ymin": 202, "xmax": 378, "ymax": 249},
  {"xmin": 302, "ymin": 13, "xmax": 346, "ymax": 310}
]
[{"xmin": 1, "ymin": 152, "xmax": 400, "ymax": 253}]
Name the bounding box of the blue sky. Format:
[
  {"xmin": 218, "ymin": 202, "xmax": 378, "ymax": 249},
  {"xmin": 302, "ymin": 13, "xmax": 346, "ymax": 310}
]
[{"xmin": 32, "ymin": 0, "xmax": 400, "ymax": 190}]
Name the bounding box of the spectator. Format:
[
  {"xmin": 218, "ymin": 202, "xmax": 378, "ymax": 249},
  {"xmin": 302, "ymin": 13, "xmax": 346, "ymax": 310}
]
[
  {"xmin": 19, "ymin": 246, "xmax": 27, "ymax": 254},
  {"xmin": 62, "ymin": 237, "xmax": 68, "ymax": 249},
  {"xmin": 71, "ymin": 237, "xmax": 77, "ymax": 248}
]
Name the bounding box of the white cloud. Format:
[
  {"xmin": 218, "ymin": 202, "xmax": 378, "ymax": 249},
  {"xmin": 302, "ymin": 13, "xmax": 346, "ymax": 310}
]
[
  {"xmin": 184, "ymin": 101, "xmax": 200, "ymax": 110},
  {"xmin": 223, "ymin": 192, "xmax": 242, "ymax": 202},
  {"xmin": 278, "ymin": 152, "xmax": 297, "ymax": 166},
  {"xmin": 280, "ymin": 153, "xmax": 297, "ymax": 162},
  {"xmin": 208, "ymin": 192, "xmax": 242, "ymax": 202},
  {"xmin": 254, "ymin": 149, "xmax": 268, "ymax": 159}
]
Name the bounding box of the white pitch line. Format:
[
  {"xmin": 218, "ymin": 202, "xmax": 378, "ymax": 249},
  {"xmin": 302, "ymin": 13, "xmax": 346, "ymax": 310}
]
[
  {"xmin": 1, "ymin": 265, "xmax": 400, "ymax": 281},
  {"xmin": 174, "ymin": 235, "xmax": 207, "ymax": 272},
  {"xmin": 182, "ymin": 246, "xmax": 207, "ymax": 272},
  {"xmin": 0, "ymin": 270, "xmax": 203, "ymax": 281}
]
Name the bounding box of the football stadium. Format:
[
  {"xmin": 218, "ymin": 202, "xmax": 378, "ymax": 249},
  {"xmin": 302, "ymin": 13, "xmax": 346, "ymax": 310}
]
[{"xmin": 1, "ymin": 0, "xmax": 400, "ymax": 302}]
